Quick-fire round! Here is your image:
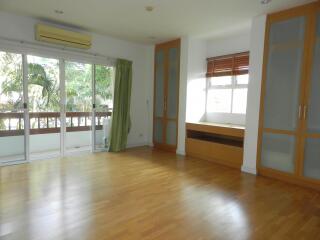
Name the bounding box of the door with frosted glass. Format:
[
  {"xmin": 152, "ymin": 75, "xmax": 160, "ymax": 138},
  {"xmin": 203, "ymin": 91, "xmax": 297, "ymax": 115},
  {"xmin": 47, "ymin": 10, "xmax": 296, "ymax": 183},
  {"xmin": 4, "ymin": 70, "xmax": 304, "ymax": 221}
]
[
  {"xmin": 164, "ymin": 45, "xmax": 179, "ymax": 147},
  {"xmin": 259, "ymin": 15, "xmax": 307, "ymax": 174},
  {"xmin": 153, "ymin": 39, "xmax": 180, "ymax": 151},
  {"xmin": 301, "ymin": 13, "xmax": 320, "ymax": 181},
  {"xmin": 0, "ymin": 51, "xmax": 26, "ymax": 164}
]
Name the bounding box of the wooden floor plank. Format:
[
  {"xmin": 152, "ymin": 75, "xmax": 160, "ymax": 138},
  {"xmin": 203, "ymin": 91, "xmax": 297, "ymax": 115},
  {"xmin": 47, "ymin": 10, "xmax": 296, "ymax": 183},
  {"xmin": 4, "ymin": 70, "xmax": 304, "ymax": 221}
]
[{"xmin": 0, "ymin": 147, "xmax": 319, "ymax": 240}]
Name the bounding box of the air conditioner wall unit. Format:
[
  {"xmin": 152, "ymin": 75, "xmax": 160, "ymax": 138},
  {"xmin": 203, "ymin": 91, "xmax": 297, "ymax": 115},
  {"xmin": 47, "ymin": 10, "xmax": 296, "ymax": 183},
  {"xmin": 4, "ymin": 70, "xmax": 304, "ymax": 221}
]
[{"xmin": 35, "ymin": 24, "xmax": 92, "ymax": 49}]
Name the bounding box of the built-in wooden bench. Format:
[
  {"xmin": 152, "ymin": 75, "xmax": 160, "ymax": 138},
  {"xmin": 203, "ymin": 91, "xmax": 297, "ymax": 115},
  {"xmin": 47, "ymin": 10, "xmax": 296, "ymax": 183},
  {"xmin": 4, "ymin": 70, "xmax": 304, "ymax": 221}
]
[{"xmin": 185, "ymin": 122, "xmax": 245, "ymax": 169}]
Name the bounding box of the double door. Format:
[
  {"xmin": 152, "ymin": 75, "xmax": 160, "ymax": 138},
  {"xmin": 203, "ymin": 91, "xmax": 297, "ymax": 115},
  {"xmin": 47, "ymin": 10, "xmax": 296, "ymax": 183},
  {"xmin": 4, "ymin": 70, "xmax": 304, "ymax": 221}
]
[
  {"xmin": 258, "ymin": 2, "xmax": 320, "ymax": 188},
  {"xmin": 153, "ymin": 39, "xmax": 180, "ymax": 151},
  {"xmin": 0, "ymin": 51, "xmax": 113, "ymax": 165}
]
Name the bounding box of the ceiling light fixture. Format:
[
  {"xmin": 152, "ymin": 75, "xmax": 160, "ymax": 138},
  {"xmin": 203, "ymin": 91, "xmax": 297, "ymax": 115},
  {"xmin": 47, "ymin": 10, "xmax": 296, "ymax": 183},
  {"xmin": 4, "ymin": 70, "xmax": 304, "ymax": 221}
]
[
  {"xmin": 54, "ymin": 9, "xmax": 64, "ymax": 14},
  {"xmin": 145, "ymin": 6, "xmax": 154, "ymax": 12},
  {"xmin": 260, "ymin": 0, "xmax": 271, "ymax": 4}
]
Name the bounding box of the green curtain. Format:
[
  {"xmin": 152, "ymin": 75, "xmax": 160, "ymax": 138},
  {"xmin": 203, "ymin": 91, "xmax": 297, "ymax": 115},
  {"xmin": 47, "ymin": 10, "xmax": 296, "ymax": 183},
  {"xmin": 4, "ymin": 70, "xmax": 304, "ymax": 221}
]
[{"xmin": 109, "ymin": 59, "xmax": 133, "ymax": 152}]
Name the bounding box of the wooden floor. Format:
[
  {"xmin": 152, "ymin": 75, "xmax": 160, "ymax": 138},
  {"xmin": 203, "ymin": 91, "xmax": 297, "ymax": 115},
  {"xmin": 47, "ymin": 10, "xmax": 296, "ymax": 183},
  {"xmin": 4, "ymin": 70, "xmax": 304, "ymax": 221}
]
[{"xmin": 0, "ymin": 147, "xmax": 319, "ymax": 240}]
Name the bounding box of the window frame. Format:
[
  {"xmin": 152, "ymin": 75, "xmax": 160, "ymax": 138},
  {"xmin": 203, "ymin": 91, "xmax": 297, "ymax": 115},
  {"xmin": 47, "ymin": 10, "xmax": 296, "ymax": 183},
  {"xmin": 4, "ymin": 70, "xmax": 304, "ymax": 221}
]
[{"xmin": 206, "ymin": 74, "xmax": 248, "ymax": 115}]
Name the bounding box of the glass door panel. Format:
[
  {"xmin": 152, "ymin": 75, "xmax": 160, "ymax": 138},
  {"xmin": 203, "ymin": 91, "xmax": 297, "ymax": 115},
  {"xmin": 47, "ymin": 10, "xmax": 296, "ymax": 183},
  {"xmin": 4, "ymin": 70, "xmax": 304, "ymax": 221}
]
[
  {"xmin": 27, "ymin": 55, "xmax": 60, "ymax": 158},
  {"xmin": 154, "ymin": 119, "xmax": 163, "ymax": 143},
  {"xmin": 302, "ymin": 14, "xmax": 320, "ymax": 181},
  {"xmin": 65, "ymin": 61, "xmax": 92, "ymax": 152},
  {"xmin": 307, "ymin": 14, "xmax": 320, "ymax": 134},
  {"xmin": 93, "ymin": 65, "xmax": 114, "ymax": 151},
  {"xmin": 261, "ymin": 132, "xmax": 296, "ymax": 173},
  {"xmin": 167, "ymin": 47, "xmax": 179, "ymax": 119},
  {"xmin": 0, "ymin": 51, "xmax": 25, "ymax": 164},
  {"xmin": 303, "ymin": 138, "xmax": 320, "ymax": 180},
  {"xmin": 165, "ymin": 120, "xmax": 177, "ymax": 146},
  {"xmin": 154, "ymin": 50, "xmax": 165, "ymax": 118},
  {"xmin": 263, "ymin": 16, "xmax": 306, "ymax": 131}
]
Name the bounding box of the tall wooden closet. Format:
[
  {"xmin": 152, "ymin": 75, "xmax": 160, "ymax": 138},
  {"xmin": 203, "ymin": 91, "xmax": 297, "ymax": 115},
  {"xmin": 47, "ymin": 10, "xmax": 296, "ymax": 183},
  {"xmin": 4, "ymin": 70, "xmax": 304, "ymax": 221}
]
[
  {"xmin": 153, "ymin": 39, "xmax": 180, "ymax": 152},
  {"xmin": 258, "ymin": 2, "xmax": 320, "ymax": 190}
]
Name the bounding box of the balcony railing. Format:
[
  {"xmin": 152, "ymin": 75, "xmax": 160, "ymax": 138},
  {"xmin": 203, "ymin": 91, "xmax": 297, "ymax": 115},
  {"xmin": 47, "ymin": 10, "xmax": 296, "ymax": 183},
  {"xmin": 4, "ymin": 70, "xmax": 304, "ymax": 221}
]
[{"xmin": 0, "ymin": 111, "xmax": 112, "ymax": 137}]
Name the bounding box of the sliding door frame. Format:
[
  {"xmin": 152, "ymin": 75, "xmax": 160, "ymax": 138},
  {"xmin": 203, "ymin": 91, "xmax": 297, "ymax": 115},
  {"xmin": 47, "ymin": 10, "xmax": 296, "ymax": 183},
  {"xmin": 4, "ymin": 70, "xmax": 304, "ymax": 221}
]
[{"xmin": 22, "ymin": 54, "xmax": 30, "ymax": 163}]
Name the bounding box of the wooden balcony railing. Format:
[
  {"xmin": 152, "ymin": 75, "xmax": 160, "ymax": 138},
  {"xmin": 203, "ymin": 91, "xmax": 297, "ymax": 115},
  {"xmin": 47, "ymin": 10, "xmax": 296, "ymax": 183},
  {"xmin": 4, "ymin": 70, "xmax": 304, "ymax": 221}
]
[{"xmin": 0, "ymin": 111, "xmax": 112, "ymax": 137}]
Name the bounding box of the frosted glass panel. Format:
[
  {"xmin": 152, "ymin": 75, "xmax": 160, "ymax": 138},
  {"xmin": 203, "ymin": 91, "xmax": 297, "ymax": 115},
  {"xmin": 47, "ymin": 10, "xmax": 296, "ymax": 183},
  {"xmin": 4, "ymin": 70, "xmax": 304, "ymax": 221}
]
[
  {"xmin": 269, "ymin": 17, "xmax": 305, "ymax": 45},
  {"xmin": 167, "ymin": 47, "xmax": 179, "ymax": 119},
  {"xmin": 155, "ymin": 50, "xmax": 165, "ymax": 118},
  {"xmin": 166, "ymin": 121, "xmax": 177, "ymax": 146},
  {"xmin": 317, "ymin": 14, "xmax": 320, "ymax": 35},
  {"xmin": 307, "ymin": 15, "xmax": 320, "ymax": 133},
  {"xmin": 264, "ymin": 45, "xmax": 303, "ymax": 131},
  {"xmin": 261, "ymin": 133, "xmax": 296, "ymax": 173},
  {"xmin": 154, "ymin": 119, "xmax": 163, "ymax": 143},
  {"xmin": 303, "ymin": 138, "xmax": 320, "ymax": 180}
]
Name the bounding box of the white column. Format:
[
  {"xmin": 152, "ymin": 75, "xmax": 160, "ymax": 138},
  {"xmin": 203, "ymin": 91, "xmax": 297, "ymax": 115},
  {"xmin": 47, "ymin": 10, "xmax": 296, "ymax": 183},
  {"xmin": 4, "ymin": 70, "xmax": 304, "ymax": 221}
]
[
  {"xmin": 242, "ymin": 15, "xmax": 267, "ymax": 175},
  {"xmin": 176, "ymin": 36, "xmax": 189, "ymax": 155}
]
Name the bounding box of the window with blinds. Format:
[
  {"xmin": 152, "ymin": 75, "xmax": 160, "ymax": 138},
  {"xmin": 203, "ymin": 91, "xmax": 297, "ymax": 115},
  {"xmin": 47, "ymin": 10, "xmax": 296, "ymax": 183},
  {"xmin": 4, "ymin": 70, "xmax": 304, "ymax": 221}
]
[
  {"xmin": 206, "ymin": 52, "xmax": 250, "ymax": 123},
  {"xmin": 206, "ymin": 52, "xmax": 249, "ymax": 77}
]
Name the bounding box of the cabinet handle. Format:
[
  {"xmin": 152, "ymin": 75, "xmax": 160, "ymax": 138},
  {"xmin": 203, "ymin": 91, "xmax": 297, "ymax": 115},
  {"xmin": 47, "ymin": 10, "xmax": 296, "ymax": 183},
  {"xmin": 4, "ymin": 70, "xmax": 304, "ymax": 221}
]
[
  {"xmin": 303, "ymin": 105, "xmax": 308, "ymax": 120},
  {"xmin": 298, "ymin": 105, "xmax": 302, "ymax": 120}
]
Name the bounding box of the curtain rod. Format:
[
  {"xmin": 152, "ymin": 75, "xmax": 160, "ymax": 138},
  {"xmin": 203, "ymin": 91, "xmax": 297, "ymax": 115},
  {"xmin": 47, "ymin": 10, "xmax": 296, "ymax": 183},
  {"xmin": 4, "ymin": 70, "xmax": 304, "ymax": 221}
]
[{"xmin": 0, "ymin": 36, "xmax": 117, "ymax": 64}]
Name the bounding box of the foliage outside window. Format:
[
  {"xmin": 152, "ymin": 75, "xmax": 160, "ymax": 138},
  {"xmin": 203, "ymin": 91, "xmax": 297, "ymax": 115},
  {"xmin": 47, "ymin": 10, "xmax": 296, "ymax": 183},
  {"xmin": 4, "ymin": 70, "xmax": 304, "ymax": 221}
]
[{"xmin": 0, "ymin": 50, "xmax": 114, "ymax": 132}]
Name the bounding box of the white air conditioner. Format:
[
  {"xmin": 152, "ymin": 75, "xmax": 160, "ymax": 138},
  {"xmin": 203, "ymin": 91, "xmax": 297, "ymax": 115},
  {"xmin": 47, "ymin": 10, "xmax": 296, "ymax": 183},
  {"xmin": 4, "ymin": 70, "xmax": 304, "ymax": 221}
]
[{"xmin": 35, "ymin": 24, "xmax": 92, "ymax": 49}]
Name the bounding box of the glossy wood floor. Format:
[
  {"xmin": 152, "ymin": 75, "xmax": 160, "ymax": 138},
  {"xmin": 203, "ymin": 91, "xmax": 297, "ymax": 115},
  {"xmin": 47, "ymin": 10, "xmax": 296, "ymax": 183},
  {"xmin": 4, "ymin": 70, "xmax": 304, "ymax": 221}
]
[{"xmin": 1, "ymin": 147, "xmax": 320, "ymax": 240}]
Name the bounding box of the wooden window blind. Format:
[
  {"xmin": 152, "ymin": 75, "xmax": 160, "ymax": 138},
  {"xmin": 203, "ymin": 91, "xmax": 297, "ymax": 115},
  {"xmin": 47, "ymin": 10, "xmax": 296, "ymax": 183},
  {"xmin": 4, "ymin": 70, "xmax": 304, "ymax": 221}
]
[{"xmin": 206, "ymin": 52, "xmax": 249, "ymax": 77}]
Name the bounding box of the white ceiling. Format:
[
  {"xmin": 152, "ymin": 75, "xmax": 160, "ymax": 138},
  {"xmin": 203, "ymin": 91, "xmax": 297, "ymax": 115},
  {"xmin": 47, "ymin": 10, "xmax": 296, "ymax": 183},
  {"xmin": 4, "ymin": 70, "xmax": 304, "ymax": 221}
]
[{"xmin": 0, "ymin": 0, "xmax": 316, "ymax": 44}]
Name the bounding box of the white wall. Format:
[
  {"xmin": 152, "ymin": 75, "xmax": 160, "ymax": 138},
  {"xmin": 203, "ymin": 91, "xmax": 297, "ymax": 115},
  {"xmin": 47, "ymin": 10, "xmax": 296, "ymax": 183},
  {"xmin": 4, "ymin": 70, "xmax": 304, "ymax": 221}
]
[
  {"xmin": 206, "ymin": 32, "xmax": 251, "ymax": 58},
  {"xmin": 242, "ymin": 15, "xmax": 267, "ymax": 175},
  {"xmin": 185, "ymin": 38, "xmax": 207, "ymax": 123},
  {"xmin": 0, "ymin": 11, "xmax": 153, "ymax": 148},
  {"xmin": 176, "ymin": 37, "xmax": 207, "ymax": 155}
]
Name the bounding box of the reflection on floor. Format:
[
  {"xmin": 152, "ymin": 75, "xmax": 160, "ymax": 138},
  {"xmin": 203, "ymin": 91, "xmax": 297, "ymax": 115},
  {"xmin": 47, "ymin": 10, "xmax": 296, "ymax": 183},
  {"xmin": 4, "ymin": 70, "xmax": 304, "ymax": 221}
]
[{"xmin": 0, "ymin": 147, "xmax": 319, "ymax": 240}]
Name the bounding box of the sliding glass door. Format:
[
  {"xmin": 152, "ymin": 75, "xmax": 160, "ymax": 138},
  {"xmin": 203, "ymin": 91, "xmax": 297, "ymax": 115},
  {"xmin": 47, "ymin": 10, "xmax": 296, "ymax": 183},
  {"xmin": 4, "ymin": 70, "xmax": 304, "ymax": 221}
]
[
  {"xmin": 0, "ymin": 49, "xmax": 114, "ymax": 164},
  {"xmin": 0, "ymin": 51, "xmax": 26, "ymax": 164},
  {"xmin": 93, "ymin": 64, "xmax": 114, "ymax": 151},
  {"xmin": 65, "ymin": 61, "xmax": 92, "ymax": 153},
  {"xmin": 27, "ymin": 55, "xmax": 61, "ymax": 159}
]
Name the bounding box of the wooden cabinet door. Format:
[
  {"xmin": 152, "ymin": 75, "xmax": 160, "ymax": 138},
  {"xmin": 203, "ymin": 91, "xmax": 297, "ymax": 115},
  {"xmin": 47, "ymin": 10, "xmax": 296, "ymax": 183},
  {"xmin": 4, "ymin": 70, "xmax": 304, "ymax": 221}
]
[
  {"xmin": 300, "ymin": 9, "xmax": 320, "ymax": 183},
  {"xmin": 258, "ymin": 7, "xmax": 310, "ymax": 175},
  {"xmin": 153, "ymin": 39, "xmax": 180, "ymax": 151}
]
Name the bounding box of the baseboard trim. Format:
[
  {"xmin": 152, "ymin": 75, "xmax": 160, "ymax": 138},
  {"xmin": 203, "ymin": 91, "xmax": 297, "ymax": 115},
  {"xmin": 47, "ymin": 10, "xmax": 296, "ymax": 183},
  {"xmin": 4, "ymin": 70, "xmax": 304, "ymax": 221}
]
[
  {"xmin": 176, "ymin": 149, "xmax": 186, "ymax": 156},
  {"xmin": 241, "ymin": 165, "xmax": 257, "ymax": 175},
  {"xmin": 126, "ymin": 142, "xmax": 149, "ymax": 149}
]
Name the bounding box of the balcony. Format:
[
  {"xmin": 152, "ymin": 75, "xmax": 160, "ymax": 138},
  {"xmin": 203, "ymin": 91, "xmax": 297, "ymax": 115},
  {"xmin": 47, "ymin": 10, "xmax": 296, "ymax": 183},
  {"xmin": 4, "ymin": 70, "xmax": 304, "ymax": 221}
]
[{"xmin": 0, "ymin": 111, "xmax": 112, "ymax": 137}]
